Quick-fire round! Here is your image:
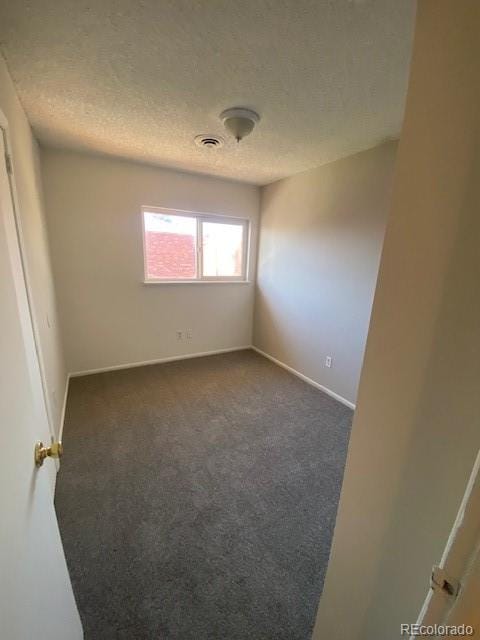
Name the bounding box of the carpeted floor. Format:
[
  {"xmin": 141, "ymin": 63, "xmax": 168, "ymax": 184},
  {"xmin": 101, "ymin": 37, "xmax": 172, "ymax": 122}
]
[{"xmin": 55, "ymin": 349, "xmax": 352, "ymax": 640}]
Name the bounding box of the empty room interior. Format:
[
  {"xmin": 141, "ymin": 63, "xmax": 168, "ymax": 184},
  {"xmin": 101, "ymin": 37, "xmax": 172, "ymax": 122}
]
[{"xmin": 1, "ymin": 1, "xmax": 480, "ymax": 639}]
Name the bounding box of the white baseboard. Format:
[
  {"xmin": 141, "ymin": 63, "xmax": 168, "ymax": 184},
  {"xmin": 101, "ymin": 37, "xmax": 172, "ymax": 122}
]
[
  {"xmin": 251, "ymin": 346, "xmax": 356, "ymax": 410},
  {"xmin": 69, "ymin": 346, "xmax": 252, "ymax": 378}
]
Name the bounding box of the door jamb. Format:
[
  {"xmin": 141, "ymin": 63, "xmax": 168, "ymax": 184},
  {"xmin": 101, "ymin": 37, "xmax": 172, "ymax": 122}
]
[
  {"xmin": 414, "ymin": 448, "xmax": 480, "ymax": 633},
  {"xmin": 0, "ymin": 108, "xmax": 56, "ymax": 443}
]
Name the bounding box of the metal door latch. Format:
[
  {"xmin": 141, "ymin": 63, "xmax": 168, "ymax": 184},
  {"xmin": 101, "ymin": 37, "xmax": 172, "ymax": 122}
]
[{"xmin": 431, "ymin": 565, "xmax": 460, "ymax": 598}]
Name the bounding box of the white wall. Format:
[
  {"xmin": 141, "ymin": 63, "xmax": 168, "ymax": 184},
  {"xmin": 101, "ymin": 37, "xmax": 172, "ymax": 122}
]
[
  {"xmin": 313, "ymin": 1, "xmax": 480, "ymax": 638},
  {"xmin": 41, "ymin": 149, "xmax": 260, "ymax": 374},
  {"xmin": 0, "ymin": 56, "xmax": 66, "ymax": 439},
  {"xmin": 253, "ymin": 142, "xmax": 396, "ymax": 406}
]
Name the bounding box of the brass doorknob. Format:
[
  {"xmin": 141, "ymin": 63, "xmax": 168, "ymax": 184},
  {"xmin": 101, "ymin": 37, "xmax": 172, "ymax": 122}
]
[{"xmin": 34, "ymin": 441, "xmax": 63, "ymax": 467}]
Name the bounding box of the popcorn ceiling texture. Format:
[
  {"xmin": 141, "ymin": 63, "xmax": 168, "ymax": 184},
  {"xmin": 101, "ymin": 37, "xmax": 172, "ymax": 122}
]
[{"xmin": 0, "ymin": 0, "xmax": 415, "ymax": 185}]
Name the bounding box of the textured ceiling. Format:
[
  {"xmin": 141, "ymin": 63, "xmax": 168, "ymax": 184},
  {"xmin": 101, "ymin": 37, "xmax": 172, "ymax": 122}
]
[{"xmin": 0, "ymin": 0, "xmax": 415, "ymax": 185}]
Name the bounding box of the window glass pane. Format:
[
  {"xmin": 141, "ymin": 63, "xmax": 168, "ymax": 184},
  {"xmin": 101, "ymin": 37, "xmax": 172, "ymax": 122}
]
[
  {"xmin": 202, "ymin": 221, "xmax": 244, "ymax": 277},
  {"xmin": 144, "ymin": 212, "xmax": 197, "ymax": 279}
]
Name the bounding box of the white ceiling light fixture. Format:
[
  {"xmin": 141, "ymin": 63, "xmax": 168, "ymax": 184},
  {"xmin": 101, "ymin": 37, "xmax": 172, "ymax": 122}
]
[{"xmin": 220, "ymin": 107, "xmax": 260, "ymax": 143}]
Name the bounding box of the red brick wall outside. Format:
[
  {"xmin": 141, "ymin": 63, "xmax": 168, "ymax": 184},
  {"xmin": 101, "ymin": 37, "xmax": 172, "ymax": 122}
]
[{"xmin": 145, "ymin": 231, "xmax": 196, "ymax": 279}]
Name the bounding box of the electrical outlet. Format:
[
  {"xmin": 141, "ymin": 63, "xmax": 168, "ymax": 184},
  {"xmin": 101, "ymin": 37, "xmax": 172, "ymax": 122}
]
[
  {"xmin": 176, "ymin": 330, "xmax": 183, "ymax": 341},
  {"xmin": 325, "ymin": 356, "xmax": 332, "ymax": 368}
]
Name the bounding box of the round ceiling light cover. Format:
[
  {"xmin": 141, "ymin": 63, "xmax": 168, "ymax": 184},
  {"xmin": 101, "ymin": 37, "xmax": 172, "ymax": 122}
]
[
  {"xmin": 220, "ymin": 107, "xmax": 260, "ymax": 142},
  {"xmin": 194, "ymin": 134, "xmax": 224, "ymax": 149}
]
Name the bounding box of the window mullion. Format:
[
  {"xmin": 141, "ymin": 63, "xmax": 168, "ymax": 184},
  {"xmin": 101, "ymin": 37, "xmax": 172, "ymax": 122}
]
[
  {"xmin": 197, "ymin": 217, "xmax": 203, "ymax": 280},
  {"xmin": 243, "ymin": 220, "xmax": 248, "ymax": 280}
]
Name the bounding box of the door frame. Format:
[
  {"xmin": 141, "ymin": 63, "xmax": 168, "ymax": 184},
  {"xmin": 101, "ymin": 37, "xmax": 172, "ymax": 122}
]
[
  {"xmin": 413, "ymin": 448, "xmax": 480, "ymax": 635},
  {"xmin": 0, "ymin": 108, "xmax": 56, "ymax": 445}
]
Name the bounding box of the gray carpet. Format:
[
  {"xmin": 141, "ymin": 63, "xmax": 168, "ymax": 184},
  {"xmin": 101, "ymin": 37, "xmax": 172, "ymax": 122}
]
[{"xmin": 55, "ymin": 349, "xmax": 352, "ymax": 640}]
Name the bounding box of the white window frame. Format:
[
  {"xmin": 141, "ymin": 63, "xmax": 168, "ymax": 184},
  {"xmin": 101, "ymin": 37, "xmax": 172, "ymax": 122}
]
[{"xmin": 142, "ymin": 206, "xmax": 250, "ymax": 284}]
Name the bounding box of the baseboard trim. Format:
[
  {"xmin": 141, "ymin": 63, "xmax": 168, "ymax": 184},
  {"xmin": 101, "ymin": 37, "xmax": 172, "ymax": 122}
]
[
  {"xmin": 69, "ymin": 346, "xmax": 252, "ymax": 378},
  {"xmin": 251, "ymin": 346, "xmax": 356, "ymax": 410}
]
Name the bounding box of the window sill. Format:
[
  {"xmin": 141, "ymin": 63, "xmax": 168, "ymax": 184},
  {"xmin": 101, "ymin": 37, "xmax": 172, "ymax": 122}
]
[{"xmin": 143, "ymin": 280, "xmax": 251, "ymax": 285}]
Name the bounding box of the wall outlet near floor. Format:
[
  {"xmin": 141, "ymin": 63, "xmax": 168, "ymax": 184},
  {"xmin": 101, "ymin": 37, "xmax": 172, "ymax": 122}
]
[
  {"xmin": 176, "ymin": 330, "xmax": 192, "ymax": 341},
  {"xmin": 325, "ymin": 356, "xmax": 332, "ymax": 368}
]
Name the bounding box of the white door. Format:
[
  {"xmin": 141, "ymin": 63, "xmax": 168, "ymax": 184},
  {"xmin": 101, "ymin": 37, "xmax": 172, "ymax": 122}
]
[
  {"xmin": 414, "ymin": 449, "xmax": 480, "ymax": 638},
  {"xmin": 0, "ymin": 126, "xmax": 83, "ymax": 638}
]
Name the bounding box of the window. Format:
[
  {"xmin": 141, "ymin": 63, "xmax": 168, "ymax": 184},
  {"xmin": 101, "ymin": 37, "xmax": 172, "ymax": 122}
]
[{"xmin": 142, "ymin": 207, "xmax": 249, "ymax": 282}]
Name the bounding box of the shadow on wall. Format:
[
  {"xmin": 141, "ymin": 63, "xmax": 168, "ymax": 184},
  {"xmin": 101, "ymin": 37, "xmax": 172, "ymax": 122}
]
[
  {"xmin": 253, "ymin": 284, "xmax": 295, "ymax": 357},
  {"xmin": 253, "ymin": 142, "xmax": 397, "ymax": 406}
]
